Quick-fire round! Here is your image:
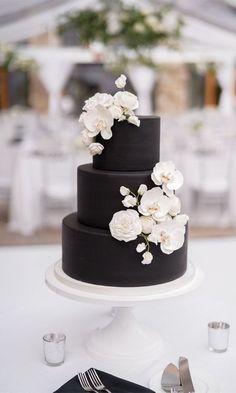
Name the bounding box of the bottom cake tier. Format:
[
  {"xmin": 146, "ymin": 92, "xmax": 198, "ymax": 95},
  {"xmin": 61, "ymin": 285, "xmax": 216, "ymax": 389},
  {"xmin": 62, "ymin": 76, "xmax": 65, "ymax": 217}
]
[{"xmin": 62, "ymin": 213, "xmax": 188, "ymax": 287}]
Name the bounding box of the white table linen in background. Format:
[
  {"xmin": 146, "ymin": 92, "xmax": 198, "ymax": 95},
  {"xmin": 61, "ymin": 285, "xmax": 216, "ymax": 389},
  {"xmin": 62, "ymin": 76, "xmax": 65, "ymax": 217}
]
[
  {"xmin": 8, "ymin": 150, "xmax": 90, "ymax": 235},
  {"xmin": 8, "ymin": 153, "xmax": 44, "ymax": 235},
  {"xmin": 0, "ymin": 238, "xmax": 235, "ymax": 392}
]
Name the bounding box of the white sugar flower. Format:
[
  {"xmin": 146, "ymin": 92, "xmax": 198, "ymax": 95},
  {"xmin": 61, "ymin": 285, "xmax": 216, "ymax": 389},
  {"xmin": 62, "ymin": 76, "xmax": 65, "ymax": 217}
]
[
  {"xmin": 115, "ymin": 74, "xmax": 127, "ymax": 89},
  {"xmin": 151, "ymin": 161, "xmax": 184, "ymax": 192},
  {"xmin": 78, "ymin": 112, "xmax": 86, "ymax": 123},
  {"xmin": 88, "ymin": 142, "xmax": 104, "ymax": 156},
  {"xmin": 148, "ymin": 221, "xmax": 185, "ymax": 254},
  {"xmin": 173, "ymin": 214, "xmax": 189, "ymax": 226},
  {"xmin": 138, "ymin": 184, "xmax": 147, "ymax": 195},
  {"xmin": 81, "ymin": 129, "xmax": 93, "ymax": 147},
  {"xmin": 83, "ymin": 104, "xmax": 114, "ymax": 140},
  {"xmin": 136, "ymin": 243, "xmax": 146, "ymax": 253},
  {"xmin": 141, "ymin": 251, "xmax": 153, "ymax": 265},
  {"xmin": 169, "ymin": 195, "xmax": 181, "ymax": 217},
  {"xmin": 140, "ymin": 216, "xmax": 156, "ymax": 234},
  {"xmin": 120, "ymin": 186, "xmax": 130, "ymax": 196},
  {"xmin": 83, "ymin": 93, "xmax": 113, "ymax": 111},
  {"xmin": 114, "ymin": 91, "xmax": 139, "ymax": 111},
  {"xmin": 122, "ymin": 195, "xmax": 137, "ymax": 208},
  {"xmin": 109, "ymin": 104, "xmax": 123, "ymax": 120},
  {"xmin": 138, "ymin": 187, "xmax": 171, "ymax": 221},
  {"xmin": 109, "ymin": 210, "xmax": 142, "ymax": 242},
  {"xmin": 128, "ymin": 115, "xmax": 140, "ymax": 127}
]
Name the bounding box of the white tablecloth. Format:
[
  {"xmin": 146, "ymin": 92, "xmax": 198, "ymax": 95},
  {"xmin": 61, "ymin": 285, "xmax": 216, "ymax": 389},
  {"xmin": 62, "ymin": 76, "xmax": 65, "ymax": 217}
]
[{"xmin": 0, "ymin": 238, "xmax": 235, "ymax": 392}]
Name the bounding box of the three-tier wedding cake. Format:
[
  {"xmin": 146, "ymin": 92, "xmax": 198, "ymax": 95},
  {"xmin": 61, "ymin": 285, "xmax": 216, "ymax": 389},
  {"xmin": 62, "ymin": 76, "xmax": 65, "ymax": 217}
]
[{"xmin": 62, "ymin": 74, "xmax": 188, "ymax": 287}]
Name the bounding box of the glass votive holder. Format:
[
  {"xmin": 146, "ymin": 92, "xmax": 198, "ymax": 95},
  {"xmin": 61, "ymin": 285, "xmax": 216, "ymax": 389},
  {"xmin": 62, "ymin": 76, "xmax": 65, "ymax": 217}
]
[
  {"xmin": 208, "ymin": 321, "xmax": 230, "ymax": 353},
  {"xmin": 43, "ymin": 333, "xmax": 66, "ymax": 366}
]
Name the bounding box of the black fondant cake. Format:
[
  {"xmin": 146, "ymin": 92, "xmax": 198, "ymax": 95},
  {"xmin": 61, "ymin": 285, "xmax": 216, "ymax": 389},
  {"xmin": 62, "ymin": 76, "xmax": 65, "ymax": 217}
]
[{"xmin": 62, "ymin": 116, "xmax": 188, "ymax": 287}]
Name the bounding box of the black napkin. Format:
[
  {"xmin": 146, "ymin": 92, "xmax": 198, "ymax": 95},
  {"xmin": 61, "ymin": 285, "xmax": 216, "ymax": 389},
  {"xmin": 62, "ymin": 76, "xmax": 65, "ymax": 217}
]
[{"xmin": 54, "ymin": 369, "xmax": 155, "ymax": 393}]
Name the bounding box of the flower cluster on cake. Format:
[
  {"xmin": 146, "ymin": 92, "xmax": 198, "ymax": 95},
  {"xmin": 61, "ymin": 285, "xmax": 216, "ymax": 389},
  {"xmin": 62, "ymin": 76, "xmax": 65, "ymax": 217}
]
[
  {"xmin": 79, "ymin": 74, "xmax": 140, "ymax": 156},
  {"xmin": 110, "ymin": 161, "xmax": 188, "ymax": 265}
]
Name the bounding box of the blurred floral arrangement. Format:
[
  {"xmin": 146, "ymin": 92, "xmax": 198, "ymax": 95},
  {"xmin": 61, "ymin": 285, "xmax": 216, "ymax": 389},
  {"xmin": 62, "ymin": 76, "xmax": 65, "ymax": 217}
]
[
  {"xmin": 0, "ymin": 43, "xmax": 36, "ymax": 72},
  {"xmin": 58, "ymin": 1, "xmax": 183, "ymax": 66}
]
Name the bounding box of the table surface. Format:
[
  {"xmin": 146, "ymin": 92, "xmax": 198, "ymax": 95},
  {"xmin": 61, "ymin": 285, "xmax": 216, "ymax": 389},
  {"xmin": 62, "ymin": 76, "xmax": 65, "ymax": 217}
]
[{"xmin": 0, "ymin": 238, "xmax": 235, "ymax": 393}]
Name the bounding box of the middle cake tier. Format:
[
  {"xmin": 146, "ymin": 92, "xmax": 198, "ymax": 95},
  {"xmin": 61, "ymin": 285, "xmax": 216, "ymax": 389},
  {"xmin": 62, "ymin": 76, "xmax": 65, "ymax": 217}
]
[{"xmin": 77, "ymin": 164, "xmax": 153, "ymax": 229}]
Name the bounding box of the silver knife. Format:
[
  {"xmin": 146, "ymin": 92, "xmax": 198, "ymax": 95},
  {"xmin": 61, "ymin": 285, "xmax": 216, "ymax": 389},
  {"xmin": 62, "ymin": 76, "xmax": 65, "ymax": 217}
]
[
  {"xmin": 161, "ymin": 363, "xmax": 183, "ymax": 392},
  {"xmin": 179, "ymin": 357, "xmax": 195, "ymax": 393}
]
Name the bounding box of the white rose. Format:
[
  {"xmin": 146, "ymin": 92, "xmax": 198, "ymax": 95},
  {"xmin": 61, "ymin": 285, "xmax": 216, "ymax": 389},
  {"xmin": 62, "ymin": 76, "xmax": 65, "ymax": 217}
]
[
  {"xmin": 173, "ymin": 214, "xmax": 189, "ymax": 226},
  {"xmin": 83, "ymin": 104, "xmax": 114, "ymax": 139},
  {"xmin": 169, "ymin": 195, "xmax": 181, "ymax": 217},
  {"xmin": 81, "ymin": 129, "xmax": 93, "ymax": 147},
  {"xmin": 88, "ymin": 142, "xmax": 104, "ymax": 156},
  {"xmin": 138, "ymin": 184, "xmax": 147, "ymax": 195},
  {"xmin": 114, "ymin": 91, "xmax": 139, "ymax": 111},
  {"xmin": 109, "ymin": 104, "xmax": 123, "ymax": 119},
  {"xmin": 109, "ymin": 210, "xmax": 142, "ymax": 242},
  {"xmin": 151, "ymin": 161, "xmax": 184, "ymax": 191},
  {"xmin": 122, "ymin": 195, "xmax": 137, "ymax": 208},
  {"xmin": 128, "ymin": 115, "xmax": 140, "ymax": 127},
  {"xmin": 140, "ymin": 216, "xmax": 156, "ymax": 234},
  {"xmin": 115, "ymin": 74, "xmax": 127, "ymax": 89},
  {"xmin": 83, "ymin": 93, "xmax": 113, "ymax": 111},
  {"xmin": 120, "ymin": 186, "xmax": 130, "ymax": 196},
  {"xmin": 138, "ymin": 187, "xmax": 171, "ymax": 221},
  {"xmin": 148, "ymin": 221, "xmax": 185, "ymax": 254},
  {"xmin": 141, "ymin": 251, "xmax": 153, "ymax": 265},
  {"xmin": 136, "ymin": 243, "xmax": 146, "ymax": 253}
]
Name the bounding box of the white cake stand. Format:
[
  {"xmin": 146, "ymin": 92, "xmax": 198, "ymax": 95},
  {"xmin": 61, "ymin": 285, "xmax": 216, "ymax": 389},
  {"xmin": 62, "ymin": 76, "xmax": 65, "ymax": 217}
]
[{"xmin": 45, "ymin": 260, "xmax": 203, "ymax": 363}]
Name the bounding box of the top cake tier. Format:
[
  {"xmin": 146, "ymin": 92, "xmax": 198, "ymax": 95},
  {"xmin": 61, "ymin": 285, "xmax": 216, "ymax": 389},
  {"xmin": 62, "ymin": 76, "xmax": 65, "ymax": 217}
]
[{"xmin": 93, "ymin": 116, "xmax": 160, "ymax": 171}]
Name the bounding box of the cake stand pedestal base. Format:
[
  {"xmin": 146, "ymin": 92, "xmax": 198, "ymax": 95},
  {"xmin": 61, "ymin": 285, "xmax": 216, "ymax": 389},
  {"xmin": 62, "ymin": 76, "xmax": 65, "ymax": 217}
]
[
  {"xmin": 86, "ymin": 307, "xmax": 162, "ymax": 362},
  {"xmin": 45, "ymin": 260, "xmax": 203, "ymax": 363}
]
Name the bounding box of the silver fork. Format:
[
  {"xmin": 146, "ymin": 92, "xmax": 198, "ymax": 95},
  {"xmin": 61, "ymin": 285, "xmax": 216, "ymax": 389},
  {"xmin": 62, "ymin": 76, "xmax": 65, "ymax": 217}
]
[
  {"xmin": 78, "ymin": 372, "xmax": 98, "ymax": 393},
  {"xmin": 87, "ymin": 368, "xmax": 112, "ymax": 393}
]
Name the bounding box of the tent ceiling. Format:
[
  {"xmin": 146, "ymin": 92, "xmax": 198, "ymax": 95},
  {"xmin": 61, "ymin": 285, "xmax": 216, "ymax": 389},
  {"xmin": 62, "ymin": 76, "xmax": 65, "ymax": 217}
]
[
  {"xmin": 0, "ymin": 0, "xmax": 67, "ymax": 25},
  {"xmin": 0, "ymin": 0, "xmax": 235, "ymax": 52}
]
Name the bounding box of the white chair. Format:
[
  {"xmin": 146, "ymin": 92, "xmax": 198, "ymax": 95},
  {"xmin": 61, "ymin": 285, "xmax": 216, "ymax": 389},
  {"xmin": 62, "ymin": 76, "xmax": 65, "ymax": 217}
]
[
  {"xmin": 41, "ymin": 153, "xmax": 77, "ymax": 227},
  {"xmin": 188, "ymin": 146, "xmax": 232, "ymax": 226},
  {"xmin": 0, "ymin": 144, "xmax": 19, "ymax": 204}
]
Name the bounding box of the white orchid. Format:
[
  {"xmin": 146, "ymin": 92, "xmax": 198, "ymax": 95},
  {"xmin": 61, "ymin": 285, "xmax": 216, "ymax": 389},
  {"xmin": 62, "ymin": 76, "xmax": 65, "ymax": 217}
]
[
  {"xmin": 148, "ymin": 221, "xmax": 185, "ymax": 254},
  {"xmin": 120, "ymin": 186, "xmax": 130, "ymax": 196},
  {"xmin": 122, "ymin": 195, "xmax": 137, "ymax": 208},
  {"xmin": 140, "ymin": 216, "xmax": 156, "ymax": 234},
  {"xmin": 141, "ymin": 251, "xmax": 153, "ymax": 265},
  {"xmin": 109, "ymin": 210, "xmax": 142, "ymax": 242},
  {"xmin": 173, "ymin": 214, "xmax": 189, "ymax": 226},
  {"xmin": 83, "ymin": 92, "xmax": 113, "ymax": 111},
  {"xmin": 81, "ymin": 129, "xmax": 93, "ymax": 147},
  {"xmin": 88, "ymin": 142, "xmax": 104, "ymax": 156},
  {"xmin": 83, "ymin": 104, "xmax": 114, "ymax": 140},
  {"xmin": 136, "ymin": 243, "xmax": 146, "ymax": 253},
  {"xmin": 114, "ymin": 91, "xmax": 139, "ymax": 111},
  {"xmin": 138, "ymin": 184, "xmax": 147, "ymax": 195},
  {"xmin": 151, "ymin": 161, "xmax": 184, "ymax": 193},
  {"xmin": 169, "ymin": 195, "xmax": 181, "ymax": 217},
  {"xmin": 138, "ymin": 187, "xmax": 171, "ymax": 221},
  {"xmin": 115, "ymin": 74, "xmax": 127, "ymax": 89},
  {"xmin": 128, "ymin": 115, "xmax": 140, "ymax": 127},
  {"xmin": 109, "ymin": 104, "xmax": 123, "ymax": 120}
]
